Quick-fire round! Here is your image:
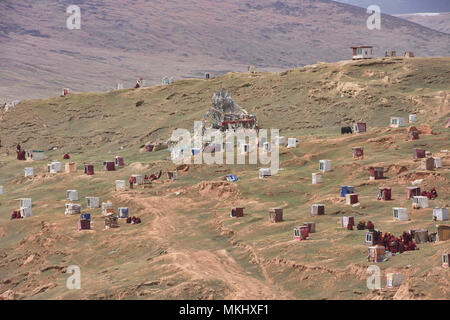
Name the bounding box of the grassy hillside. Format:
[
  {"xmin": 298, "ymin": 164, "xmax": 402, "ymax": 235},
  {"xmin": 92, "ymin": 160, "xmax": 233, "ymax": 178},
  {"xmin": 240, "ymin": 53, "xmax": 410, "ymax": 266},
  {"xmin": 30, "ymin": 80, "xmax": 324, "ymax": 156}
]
[
  {"xmin": 0, "ymin": 57, "xmax": 449, "ymax": 300},
  {"xmin": 1, "ymin": 57, "xmax": 449, "ymax": 154},
  {"xmin": 2, "ymin": 0, "xmax": 450, "ymax": 100}
]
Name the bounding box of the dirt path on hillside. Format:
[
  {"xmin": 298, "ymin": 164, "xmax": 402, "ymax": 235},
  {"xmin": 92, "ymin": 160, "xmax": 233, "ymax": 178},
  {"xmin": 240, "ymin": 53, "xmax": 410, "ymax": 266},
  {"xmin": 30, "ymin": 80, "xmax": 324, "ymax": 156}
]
[{"xmin": 114, "ymin": 191, "xmax": 292, "ymax": 299}]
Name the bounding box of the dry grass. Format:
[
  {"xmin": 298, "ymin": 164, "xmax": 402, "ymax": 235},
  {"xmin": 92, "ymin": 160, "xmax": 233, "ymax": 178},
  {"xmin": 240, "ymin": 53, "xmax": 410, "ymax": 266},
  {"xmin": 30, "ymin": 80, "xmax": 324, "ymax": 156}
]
[{"xmin": 0, "ymin": 57, "xmax": 449, "ymax": 300}]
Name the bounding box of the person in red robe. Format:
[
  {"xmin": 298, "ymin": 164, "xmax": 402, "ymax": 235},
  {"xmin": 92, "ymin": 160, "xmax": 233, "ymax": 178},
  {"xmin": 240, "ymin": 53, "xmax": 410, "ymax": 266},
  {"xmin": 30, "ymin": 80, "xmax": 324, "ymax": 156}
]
[
  {"xmin": 17, "ymin": 150, "xmax": 26, "ymax": 160},
  {"xmin": 129, "ymin": 176, "xmax": 134, "ymax": 189},
  {"xmin": 406, "ymin": 240, "xmax": 416, "ymax": 251},
  {"xmin": 357, "ymin": 221, "xmax": 365, "ymax": 230},
  {"xmin": 389, "ymin": 237, "xmax": 397, "ymax": 253},
  {"xmin": 366, "ymin": 221, "xmax": 375, "ymax": 231},
  {"xmin": 398, "ymin": 237, "xmax": 405, "ymax": 253},
  {"xmin": 387, "ymin": 235, "xmax": 393, "ymax": 248},
  {"xmin": 430, "ymin": 188, "xmax": 438, "ymax": 199},
  {"xmin": 376, "ymin": 232, "xmax": 384, "ymax": 245}
]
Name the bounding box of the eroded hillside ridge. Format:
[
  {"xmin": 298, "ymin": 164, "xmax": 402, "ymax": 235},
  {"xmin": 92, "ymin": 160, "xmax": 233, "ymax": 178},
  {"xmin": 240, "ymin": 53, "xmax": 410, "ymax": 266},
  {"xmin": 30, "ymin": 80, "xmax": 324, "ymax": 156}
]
[{"xmin": 0, "ymin": 57, "xmax": 449, "ymax": 155}]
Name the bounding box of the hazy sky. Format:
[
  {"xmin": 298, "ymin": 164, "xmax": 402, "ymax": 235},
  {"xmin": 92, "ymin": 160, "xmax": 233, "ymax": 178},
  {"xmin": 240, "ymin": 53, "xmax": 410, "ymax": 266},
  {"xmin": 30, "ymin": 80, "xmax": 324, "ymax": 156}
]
[{"xmin": 333, "ymin": 0, "xmax": 450, "ymax": 14}]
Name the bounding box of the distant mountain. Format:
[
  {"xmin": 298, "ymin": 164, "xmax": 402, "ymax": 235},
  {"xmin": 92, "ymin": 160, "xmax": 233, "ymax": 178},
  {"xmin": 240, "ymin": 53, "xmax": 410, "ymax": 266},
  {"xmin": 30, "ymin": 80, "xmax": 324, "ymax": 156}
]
[
  {"xmin": 333, "ymin": 0, "xmax": 450, "ymax": 14},
  {"xmin": 395, "ymin": 12, "xmax": 450, "ymax": 34},
  {"xmin": 1, "ymin": 0, "xmax": 449, "ymax": 101}
]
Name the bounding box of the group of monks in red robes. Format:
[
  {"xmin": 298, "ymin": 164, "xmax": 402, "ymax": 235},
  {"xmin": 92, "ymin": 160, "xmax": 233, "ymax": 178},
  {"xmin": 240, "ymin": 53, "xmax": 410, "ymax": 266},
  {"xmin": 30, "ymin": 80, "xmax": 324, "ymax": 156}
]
[
  {"xmin": 16, "ymin": 144, "xmax": 26, "ymax": 160},
  {"xmin": 421, "ymin": 188, "xmax": 438, "ymax": 200},
  {"xmin": 11, "ymin": 210, "xmax": 22, "ymax": 220},
  {"xmin": 355, "ymin": 219, "xmax": 418, "ymax": 254},
  {"xmin": 375, "ymin": 231, "xmax": 417, "ymax": 254},
  {"xmin": 356, "ymin": 220, "xmax": 375, "ymax": 231},
  {"xmin": 126, "ymin": 216, "xmax": 141, "ymax": 224},
  {"xmin": 144, "ymin": 170, "xmax": 162, "ymax": 182}
]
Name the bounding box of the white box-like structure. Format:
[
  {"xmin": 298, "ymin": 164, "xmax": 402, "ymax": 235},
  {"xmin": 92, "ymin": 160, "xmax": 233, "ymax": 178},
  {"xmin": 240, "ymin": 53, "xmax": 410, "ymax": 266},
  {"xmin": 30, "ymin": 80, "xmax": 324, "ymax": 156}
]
[
  {"xmin": 118, "ymin": 207, "xmax": 129, "ymax": 218},
  {"xmin": 131, "ymin": 175, "xmax": 143, "ymax": 185},
  {"xmin": 86, "ymin": 197, "xmax": 100, "ymax": 209},
  {"xmin": 115, "ymin": 180, "xmax": 126, "ymax": 191},
  {"xmin": 433, "ymin": 208, "xmax": 448, "ymax": 221},
  {"xmin": 18, "ymin": 198, "xmax": 32, "ymax": 208},
  {"xmin": 390, "ymin": 117, "xmax": 406, "ymax": 128},
  {"xmin": 341, "ymin": 216, "xmax": 353, "ymax": 228},
  {"xmin": 54, "ymin": 162, "xmax": 63, "ymax": 172},
  {"xmin": 433, "ymin": 157, "xmax": 442, "ymax": 168},
  {"xmin": 20, "ymin": 207, "xmax": 32, "ymax": 218},
  {"xmin": 319, "ymin": 160, "xmax": 332, "ymax": 172},
  {"xmin": 409, "ymin": 114, "xmax": 417, "ymax": 123},
  {"xmin": 259, "ymin": 168, "xmax": 272, "ymax": 179},
  {"xmin": 102, "ymin": 202, "xmax": 113, "ymax": 215},
  {"xmin": 0, "ymin": 186, "xmax": 3, "ymax": 195},
  {"xmin": 352, "ymin": 46, "xmax": 373, "ymax": 59},
  {"xmin": 65, "ymin": 203, "xmax": 81, "ymax": 215},
  {"xmin": 393, "ymin": 207, "xmax": 408, "ymax": 221},
  {"xmin": 310, "ymin": 204, "xmax": 325, "ymax": 216},
  {"xmin": 345, "ymin": 194, "xmax": 359, "ymax": 205},
  {"xmin": 386, "ymin": 273, "xmax": 404, "ymax": 287},
  {"xmin": 287, "ymin": 138, "xmax": 297, "ymax": 148},
  {"xmin": 312, "ymin": 173, "xmax": 323, "ymax": 184},
  {"xmin": 25, "ymin": 167, "xmax": 34, "ymax": 177},
  {"xmin": 412, "ymin": 196, "xmax": 429, "ymax": 208},
  {"xmin": 47, "ymin": 161, "xmax": 62, "ymax": 173},
  {"xmin": 17, "ymin": 198, "xmax": 32, "ymax": 218},
  {"xmin": 29, "ymin": 150, "xmax": 45, "ymax": 160},
  {"xmin": 48, "ymin": 161, "xmax": 62, "ymax": 173},
  {"xmin": 66, "ymin": 190, "xmax": 78, "ymax": 201}
]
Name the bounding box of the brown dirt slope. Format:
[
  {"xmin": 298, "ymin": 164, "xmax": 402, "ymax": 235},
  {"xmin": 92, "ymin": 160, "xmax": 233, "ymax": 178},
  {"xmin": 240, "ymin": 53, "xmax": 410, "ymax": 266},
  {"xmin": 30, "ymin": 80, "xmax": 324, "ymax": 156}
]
[{"xmin": 0, "ymin": 57, "xmax": 449, "ymax": 300}]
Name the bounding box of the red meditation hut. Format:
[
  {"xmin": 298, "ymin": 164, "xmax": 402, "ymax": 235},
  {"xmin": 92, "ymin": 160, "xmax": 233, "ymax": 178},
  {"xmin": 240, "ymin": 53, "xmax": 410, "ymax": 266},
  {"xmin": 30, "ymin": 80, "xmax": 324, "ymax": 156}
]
[{"xmin": 84, "ymin": 164, "xmax": 94, "ymax": 176}]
